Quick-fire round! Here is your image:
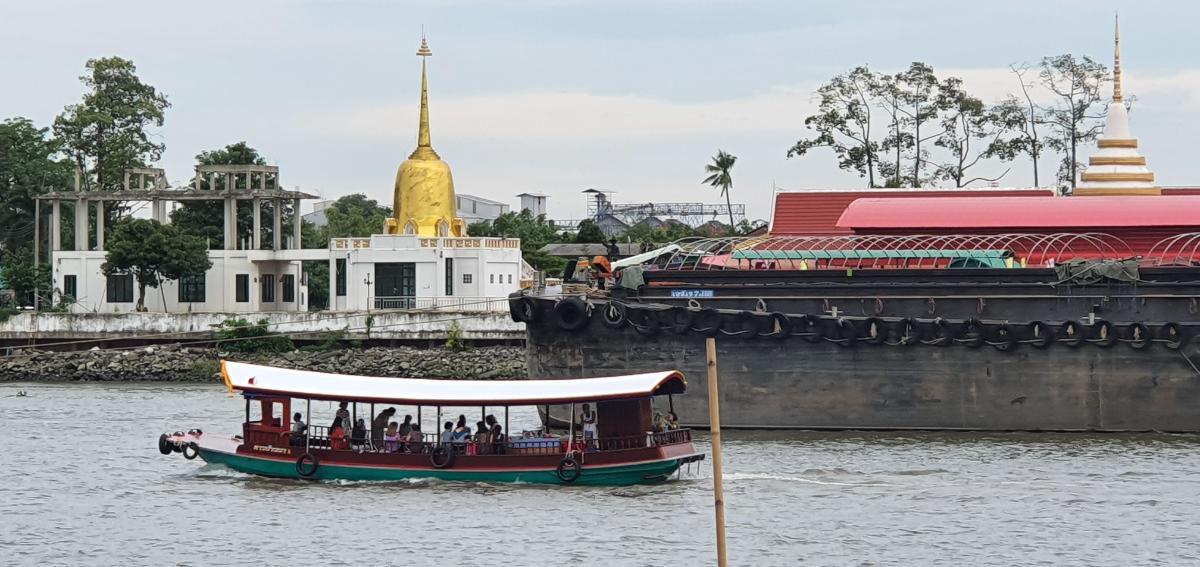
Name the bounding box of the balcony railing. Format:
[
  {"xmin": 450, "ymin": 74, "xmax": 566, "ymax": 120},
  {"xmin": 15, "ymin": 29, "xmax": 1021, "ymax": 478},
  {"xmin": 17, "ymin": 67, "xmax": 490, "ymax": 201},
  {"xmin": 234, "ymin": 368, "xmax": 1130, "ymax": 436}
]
[{"xmin": 369, "ymin": 296, "xmax": 510, "ymax": 311}]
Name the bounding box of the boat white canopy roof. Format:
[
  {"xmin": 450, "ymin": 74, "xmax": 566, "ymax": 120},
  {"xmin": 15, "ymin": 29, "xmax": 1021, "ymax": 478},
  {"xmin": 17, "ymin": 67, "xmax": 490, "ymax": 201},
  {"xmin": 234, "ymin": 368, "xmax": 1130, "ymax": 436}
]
[{"xmin": 221, "ymin": 361, "xmax": 687, "ymax": 406}]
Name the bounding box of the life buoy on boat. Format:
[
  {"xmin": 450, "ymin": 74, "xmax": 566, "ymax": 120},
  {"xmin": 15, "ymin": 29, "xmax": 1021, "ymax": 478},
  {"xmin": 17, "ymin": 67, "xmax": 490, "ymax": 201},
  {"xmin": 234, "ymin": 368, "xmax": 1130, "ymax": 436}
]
[
  {"xmin": 553, "ymin": 298, "xmax": 590, "ymax": 332},
  {"xmin": 1026, "ymin": 321, "xmax": 1053, "ymax": 348},
  {"xmin": 1126, "ymin": 323, "xmax": 1152, "ymax": 350},
  {"xmin": 296, "ymin": 453, "xmax": 319, "ymax": 478},
  {"xmin": 157, "ymin": 433, "xmax": 173, "ymax": 456},
  {"xmin": 1090, "ymin": 320, "xmax": 1117, "ymax": 347},
  {"xmin": 1058, "ymin": 320, "xmax": 1084, "ymax": 348},
  {"xmin": 597, "ymin": 302, "xmax": 627, "ymax": 329},
  {"xmin": 667, "ymin": 307, "xmax": 696, "ymax": 335},
  {"xmin": 183, "ymin": 442, "xmax": 200, "ymax": 460},
  {"xmin": 755, "ymin": 312, "xmax": 792, "ymax": 339},
  {"xmin": 1159, "ymin": 323, "xmax": 1188, "ymax": 350},
  {"xmin": 961, "ymin": 319, "xmax": 985, "ymax": 348},
  {"xmin": 556, "ymin": 456, "xmax": 582, "ymax": 483},
  {"xmin": 430, "ymin": 445, "xmax": 455, "ymax": 469},
  {"xmin": 509, "ymin": 296, "xmax": 536, "ymax": 323}
]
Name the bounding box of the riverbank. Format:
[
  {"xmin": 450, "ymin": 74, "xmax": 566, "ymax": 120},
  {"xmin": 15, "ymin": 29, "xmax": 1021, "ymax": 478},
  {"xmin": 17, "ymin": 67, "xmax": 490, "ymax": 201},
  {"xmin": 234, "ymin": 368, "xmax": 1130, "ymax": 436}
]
[{"xmin": 0, "ymin": 345, "xmax": 526, "ymax": 382}]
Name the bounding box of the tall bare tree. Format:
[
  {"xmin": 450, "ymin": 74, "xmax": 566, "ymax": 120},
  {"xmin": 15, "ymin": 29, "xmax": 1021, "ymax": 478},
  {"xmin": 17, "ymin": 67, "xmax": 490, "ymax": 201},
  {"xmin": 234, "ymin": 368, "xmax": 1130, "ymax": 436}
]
[
  {"xmin": 788, "ymin": 66, "xmax": 881, "ymax": 187},
  {"xmin": 935, "ymin": 77, "xmax": 1010, "ymax": 187},
  {"xmin": 990, "ymin": 64, "xmax": 1048, "ymax": 186},
  {"xmin": 1038, "ymin": 54, "xmax": 1109, "ymax": 188}
]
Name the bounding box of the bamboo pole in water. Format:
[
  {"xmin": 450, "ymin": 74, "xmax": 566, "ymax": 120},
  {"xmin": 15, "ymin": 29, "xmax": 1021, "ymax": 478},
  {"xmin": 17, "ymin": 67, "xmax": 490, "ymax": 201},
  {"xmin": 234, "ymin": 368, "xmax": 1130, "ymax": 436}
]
[{"xmin": 706, "ymin": 337, "xmax": 727, "ymax": 567}]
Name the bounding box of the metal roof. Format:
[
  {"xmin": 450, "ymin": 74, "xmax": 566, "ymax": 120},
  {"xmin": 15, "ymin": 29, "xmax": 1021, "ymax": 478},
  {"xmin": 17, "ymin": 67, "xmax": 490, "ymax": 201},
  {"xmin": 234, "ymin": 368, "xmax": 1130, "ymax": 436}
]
[
  {"xmin": 221, "ymin": 361, "xmax": 687, "ymax": 405},
  {"xmin": 838, "ymin": 196, "xmax": 1200, "ymax": 230}
]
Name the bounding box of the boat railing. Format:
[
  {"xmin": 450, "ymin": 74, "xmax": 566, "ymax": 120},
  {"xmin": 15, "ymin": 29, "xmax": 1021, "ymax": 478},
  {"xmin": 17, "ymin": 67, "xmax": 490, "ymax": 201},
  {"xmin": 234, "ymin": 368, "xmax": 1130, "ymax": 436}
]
[{"xmin": 255, "ymin": 425, "xmax": 692, "ymax": 454}]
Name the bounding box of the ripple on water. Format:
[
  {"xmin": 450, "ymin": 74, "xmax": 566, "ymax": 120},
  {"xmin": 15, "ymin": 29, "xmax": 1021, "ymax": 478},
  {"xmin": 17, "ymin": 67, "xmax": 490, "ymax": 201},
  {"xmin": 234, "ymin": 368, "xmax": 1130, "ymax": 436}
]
[{"xmin": 4, "ymin": 382, "xmax": 1200, "ymax": 566}]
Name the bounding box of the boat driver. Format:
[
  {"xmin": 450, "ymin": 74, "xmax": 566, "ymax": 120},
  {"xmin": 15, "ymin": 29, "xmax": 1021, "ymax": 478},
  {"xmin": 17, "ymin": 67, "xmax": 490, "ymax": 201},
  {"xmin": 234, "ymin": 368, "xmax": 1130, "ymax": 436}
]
[{"xmin": 580, "ymin": 404, "xmax": 598, "ymax": 445}]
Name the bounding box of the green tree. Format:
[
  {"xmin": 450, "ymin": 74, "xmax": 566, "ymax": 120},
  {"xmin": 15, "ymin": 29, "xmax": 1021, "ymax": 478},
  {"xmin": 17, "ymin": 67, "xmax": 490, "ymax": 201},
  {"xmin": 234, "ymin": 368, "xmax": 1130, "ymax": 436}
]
[
  {"xmin": 896, "ymin": 62, "xmax": 943, "ymax": 187},
  {"xmin": 702, "ymin": 150, "xmax": 737, "ymax": 228},
  {"xmin": 171, "ymin": 141, "xmax": 269, "ymax": 249},
  {"xmin": 934, "ymin": 77, "xmax": 1010, "ymax": 187},
  {"xmin": 53, "ymin": 57, "xmax": 170, "ymax": 192},
  {"xmin": 990, "ymin": 64, "xmax": 1049, "ymax": 187},
  {"xmin": 0, "ymin": 247, "xmax": 52, "ymax": 308},
  {"xmin": 469, "ymin": 210, "xmax": 566, "ymax": 273},
  {"xmin": 321, "ymin": 193, "xmax": 391, "ymax": 241},
  {"xmin": 1038, "ymin": 54, "xmax": 1109, "ymax": 188},
  {"xmin": 0, "ymin": 118, "xmax": 73, "ymax": 253},
  {"xmin": 574, "ymin": 219, "xmax": 606, "ymax": 244},
  {"xmin": 102, "ymin": 218, "xmax": 212, "ymax": 311},
  {"xmin": 788, "ymin": 66, "xmax": 880, "ymax": 187}
]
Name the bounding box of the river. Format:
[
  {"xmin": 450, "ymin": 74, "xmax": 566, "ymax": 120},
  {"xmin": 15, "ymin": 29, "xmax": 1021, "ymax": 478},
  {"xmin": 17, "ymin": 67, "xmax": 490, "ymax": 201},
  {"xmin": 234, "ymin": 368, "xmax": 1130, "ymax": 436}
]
[{"xmin": 2, "ymin": 382, "xmax": 1198, "ymax": 566}]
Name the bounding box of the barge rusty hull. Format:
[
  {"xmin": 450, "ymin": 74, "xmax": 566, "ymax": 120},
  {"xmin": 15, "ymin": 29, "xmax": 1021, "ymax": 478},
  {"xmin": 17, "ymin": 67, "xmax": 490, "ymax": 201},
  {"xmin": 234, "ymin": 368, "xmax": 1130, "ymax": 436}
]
[{"xmin": 523, "ymin": 267, "xmax": 1200, "ymax": 431}]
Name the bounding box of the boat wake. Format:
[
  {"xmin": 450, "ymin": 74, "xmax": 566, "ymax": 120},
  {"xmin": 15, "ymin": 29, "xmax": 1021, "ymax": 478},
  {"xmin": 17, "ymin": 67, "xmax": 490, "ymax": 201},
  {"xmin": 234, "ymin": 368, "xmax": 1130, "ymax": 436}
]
[{"xmin": 724, "ymin": 472, "xmax": 893, "ymax": 486}]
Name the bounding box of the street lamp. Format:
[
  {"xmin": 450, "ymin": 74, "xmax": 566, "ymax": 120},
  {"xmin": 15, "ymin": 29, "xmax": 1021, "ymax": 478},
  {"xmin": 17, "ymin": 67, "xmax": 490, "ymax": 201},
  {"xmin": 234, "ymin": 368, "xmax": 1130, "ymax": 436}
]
[{"xmin": 363, "ymin": 273, "xmax": 374, "ymax": 312}]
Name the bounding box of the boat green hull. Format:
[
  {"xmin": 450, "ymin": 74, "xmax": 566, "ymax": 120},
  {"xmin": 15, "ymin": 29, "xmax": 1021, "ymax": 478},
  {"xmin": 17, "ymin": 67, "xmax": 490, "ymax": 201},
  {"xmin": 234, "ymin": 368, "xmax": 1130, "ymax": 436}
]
[{"xmin": 199, "ymin": 448, "xmax": 689, "ymax": 486}]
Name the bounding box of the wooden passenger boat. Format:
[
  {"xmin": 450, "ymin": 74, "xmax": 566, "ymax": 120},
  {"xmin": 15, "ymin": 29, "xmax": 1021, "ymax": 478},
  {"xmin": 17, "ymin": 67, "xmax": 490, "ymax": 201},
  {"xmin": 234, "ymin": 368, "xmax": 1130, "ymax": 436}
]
[{"xmin": 158, "ymin": 361, "xmax": 704, "ymax": 486}]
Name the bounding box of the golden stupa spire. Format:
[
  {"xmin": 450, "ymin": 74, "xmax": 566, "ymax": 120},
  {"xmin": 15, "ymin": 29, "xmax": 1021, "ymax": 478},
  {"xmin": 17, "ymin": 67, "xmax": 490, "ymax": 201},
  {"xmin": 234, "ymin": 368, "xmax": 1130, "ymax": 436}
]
[
  {"xmin": 1113, "ymin": 13, "xmax": 1123, "ymax": 102},
  {"xmin": 411, "ymin": 34, "xmax": 439, "ymax": 160}
]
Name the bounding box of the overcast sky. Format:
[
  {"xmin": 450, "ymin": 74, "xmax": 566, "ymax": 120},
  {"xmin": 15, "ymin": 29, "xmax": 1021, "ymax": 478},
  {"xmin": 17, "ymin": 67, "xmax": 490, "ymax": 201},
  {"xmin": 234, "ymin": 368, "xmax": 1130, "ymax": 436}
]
[{"xmin": 3, "ymin": 0, "xmax": 1198, "ymax": 221}]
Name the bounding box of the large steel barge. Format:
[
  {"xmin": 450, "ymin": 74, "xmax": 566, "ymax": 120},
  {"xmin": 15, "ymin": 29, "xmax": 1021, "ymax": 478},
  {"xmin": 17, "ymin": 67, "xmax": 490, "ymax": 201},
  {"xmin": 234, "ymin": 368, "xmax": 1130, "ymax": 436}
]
[{"xmin": 514, "ymin": 233, "xmax": 1200, "ymax": 431}]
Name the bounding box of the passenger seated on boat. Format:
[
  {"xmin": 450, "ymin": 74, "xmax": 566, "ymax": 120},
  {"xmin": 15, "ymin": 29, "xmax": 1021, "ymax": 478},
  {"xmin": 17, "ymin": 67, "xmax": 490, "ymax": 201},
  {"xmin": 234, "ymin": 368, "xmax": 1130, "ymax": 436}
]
[
  {"xmin": 440, "ymin": 421, "xmax": 455, "ymax": 445},
  {"xmin": 652, "ymin": 412, "xmax": 668, "ymax": 433},
  {"xmin": 452, "ymin": 415, "xmax": 471, "ymax": 443},
  {"xmin": 372, "ymin": 407, "xmax": 396, "ymax": 449},
  {"xmin": 332, "ymin": 401, "xmax": 350, "ymax": 431},
  {"xmin": 471, "ymin": 421, "xmax": 489, "ymax": 455},
  {"xmin": 351, "ymin": 418, "xmax": 367, "ymax": 450},
  {"xmin": 384, "ymin": 421, "xmax": 401, "ymax": 453},
  {"xmin": 667, "ymin": 411, "xmax": 680, "ymax": 430},
  {"xmin": 289, "ymin": 412, "xmax": 307, "ymax": 446},
  {"xmin": 398, "ymin": 414, "xmax": 413, "ymax": 437},
  {"xmin": 405, "ymin": 424, "xmax": 423, "ymax": 452},
  {"xmin": 490, "ymin": 424, "xmax": 505, "ymax": 454}
]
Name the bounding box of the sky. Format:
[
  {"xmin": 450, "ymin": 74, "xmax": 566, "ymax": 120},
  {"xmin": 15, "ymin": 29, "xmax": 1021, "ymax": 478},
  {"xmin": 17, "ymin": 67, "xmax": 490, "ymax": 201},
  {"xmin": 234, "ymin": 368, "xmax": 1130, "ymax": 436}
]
[{"xmin": 3, "ymin": 0, "xmax": 1199, "ymax": 222}]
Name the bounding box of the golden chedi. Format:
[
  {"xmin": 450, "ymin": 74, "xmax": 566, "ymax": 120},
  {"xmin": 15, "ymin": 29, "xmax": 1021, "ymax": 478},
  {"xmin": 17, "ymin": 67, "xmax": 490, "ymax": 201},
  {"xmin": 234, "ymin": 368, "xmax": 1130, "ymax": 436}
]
[{"xmin": 387, "ymin": 36, "xmax": 466, "ymax": 237}]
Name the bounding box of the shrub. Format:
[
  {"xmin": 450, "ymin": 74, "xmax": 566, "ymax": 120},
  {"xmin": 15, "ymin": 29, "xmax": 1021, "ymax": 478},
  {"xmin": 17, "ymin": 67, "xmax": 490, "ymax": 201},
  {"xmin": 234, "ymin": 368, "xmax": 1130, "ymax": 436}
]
[{"xmin": 215, "ymin": 317, "xmax": 294, "ymax": 353}]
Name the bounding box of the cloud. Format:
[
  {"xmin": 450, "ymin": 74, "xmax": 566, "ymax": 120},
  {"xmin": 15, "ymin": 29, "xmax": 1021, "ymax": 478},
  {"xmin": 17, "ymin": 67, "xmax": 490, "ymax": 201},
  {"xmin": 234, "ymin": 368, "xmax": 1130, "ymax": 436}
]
[{"xmin": 302, "ymin": 85, "xmax": 818, "ymax": 142}]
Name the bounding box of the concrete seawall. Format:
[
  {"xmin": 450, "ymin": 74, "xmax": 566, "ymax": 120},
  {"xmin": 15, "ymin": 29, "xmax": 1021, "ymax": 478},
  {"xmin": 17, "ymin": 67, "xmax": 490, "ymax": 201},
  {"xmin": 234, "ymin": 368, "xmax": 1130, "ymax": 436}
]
[{"xmin": 0, "ymin": 310, "xmax": 524, "ymax": 343}]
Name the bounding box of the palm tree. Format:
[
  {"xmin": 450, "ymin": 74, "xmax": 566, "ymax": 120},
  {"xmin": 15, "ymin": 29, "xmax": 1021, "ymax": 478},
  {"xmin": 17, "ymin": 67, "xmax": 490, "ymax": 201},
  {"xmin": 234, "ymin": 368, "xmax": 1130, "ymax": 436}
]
[{"xmin": 702, "ymin": 150, "xmax": 738, "ymax": 230}]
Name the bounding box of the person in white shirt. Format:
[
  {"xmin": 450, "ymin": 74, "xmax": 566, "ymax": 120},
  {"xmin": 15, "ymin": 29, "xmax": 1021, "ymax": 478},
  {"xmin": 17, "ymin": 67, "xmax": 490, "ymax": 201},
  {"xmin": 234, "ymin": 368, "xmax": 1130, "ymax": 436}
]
[{"xmin": 580, "ymin": 404, "xmax": 598, "ymax": 445}]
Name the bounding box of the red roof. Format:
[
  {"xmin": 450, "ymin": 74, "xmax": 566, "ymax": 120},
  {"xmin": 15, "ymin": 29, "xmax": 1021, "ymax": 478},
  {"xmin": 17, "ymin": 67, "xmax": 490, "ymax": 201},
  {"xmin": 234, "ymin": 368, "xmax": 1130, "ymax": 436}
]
[
  {"xmin": 770, "ymin": 189, "xmax": 1052, "ymax": 236},
  {"xmin": 838, "ymin": 196, "xmax": 1200, "ymax": 230}
]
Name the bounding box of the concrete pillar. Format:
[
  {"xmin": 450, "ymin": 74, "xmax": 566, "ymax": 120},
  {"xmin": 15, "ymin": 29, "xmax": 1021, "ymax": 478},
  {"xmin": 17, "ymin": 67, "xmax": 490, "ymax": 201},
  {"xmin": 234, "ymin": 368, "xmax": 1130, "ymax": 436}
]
[
  {"xmin": 50, "ymin": 200, "xmax": 61, "ymax": 251},
  {"xmin": 252, "ymin": 198, "xmax": 262, "ymax": 250},
  {"xmin": 124, "ymin": 171, "xmax": 130, "ymax": 191},
  {"xmin": 95, "ymin": 201, "xmax": 104, "ymax": 250},
  {"xmin": 224, "ymin": 197, "xmax": 237, "ymax": 251},
  {"xmin": 292, "ymin": 198, "xmax": 301, "ymax": 249},
  {"xmin": 272, "ymin": 199, "xmax": 282, "ymax": 251},
  {"xmin": 74, "ymin": 198, "xmax": 88, "ymax": 251}
]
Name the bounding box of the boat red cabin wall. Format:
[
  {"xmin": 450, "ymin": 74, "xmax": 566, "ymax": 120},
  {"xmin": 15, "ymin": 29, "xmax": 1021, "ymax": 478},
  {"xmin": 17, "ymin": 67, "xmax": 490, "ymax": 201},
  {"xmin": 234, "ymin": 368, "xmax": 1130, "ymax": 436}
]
[{"xmin": 597, "ymin": 399, "xmax": 653, "ymax": 438}]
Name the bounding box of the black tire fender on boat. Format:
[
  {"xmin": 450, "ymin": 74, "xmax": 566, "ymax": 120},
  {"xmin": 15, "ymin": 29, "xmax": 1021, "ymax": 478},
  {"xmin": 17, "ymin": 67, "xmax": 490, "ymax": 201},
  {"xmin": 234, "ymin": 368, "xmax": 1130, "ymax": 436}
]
[
  {"xmin": 833, "ymin": 318, "xmax": 858, "ymax": 348},
  {"xmin": 553, "ymin": 298, "xmax": 590, "ymax": 332},
  {"xmin": 183, "ymin": 442, "xmax": 200, "ymax": 460},
  {"xmin": 897, "ymin": 317, "xmax": 920, "ymax": 346},
  {"xmin": 1090, "ymin": 320, "xmax": 1117, "ymax": 347},
  {"xmin": 296, "ymin": 453, "xmax": 319, "ymax": 478},
  {"xmin": 755, "ymin": 312, "xmax": 793, "ymax": 339},
  {"xmin": 597, "ymin": 302, "xmax": 628, "ymax": 330},
  {"xmin": 726, "ymin": 311, "xmax": 757, "ymax": 338},
  {"xmin": 158, "ymin": 433, "xmax": 173, "ymax": 456},
  {"xmin": 1159, "ymin": 323, "xmax": 1188, "ymax": 350},
  {"xmin": 924, "ymin": 318, "xmax": 954, "ymax": 346},
  {"xmin": 1027, "ymin": 321, "xmax": 1053, "ymax": 349},
  {"xmin": 509, "ymin": 296, "xmax": 537, "ymax": 323},
  {"xmin": 961, "ymin": 319, "xmax": 985, "ymax": 348},
  {"xmin": 557, "ymin": 456, "xmax": 582, "ymax": 483},
  {"xmin": 792, "ymin": 314, "xmax": 822, "ymax": 343},
  {"xmin": 1058, "ymin": 320, "xmax": 1084, "ymax": 348},
  {"xmin": 668, "ymin": 307, "xmax": 697, "ymax": 335},
  {"xmin": 992, "ymin": 324, "xmax": 1018, "ymax": 351},
  {"xmin": 861, "ymin": 317, "xmax": 887, "ymax": 345},
  {"xmin": 1126, "ymin": 322, "xmax": 1152, "ymax": 350},
  {"xmin": 627, "ymin": 306, "xmax": 661, "ymax": 337},
  {"xmin": 694, "ymin": 308, "xmax": 722, "ymax": 337},
  {"xmin": 430, "ymin": 445, "xmax": 455, "ymax": 469}
]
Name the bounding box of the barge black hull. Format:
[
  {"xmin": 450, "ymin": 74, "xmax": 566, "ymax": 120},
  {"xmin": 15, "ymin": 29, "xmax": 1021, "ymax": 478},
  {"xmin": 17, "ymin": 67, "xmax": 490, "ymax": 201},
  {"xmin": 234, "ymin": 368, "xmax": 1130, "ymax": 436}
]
[{"xmin": 521, "ymin": 267, "xmax": 1200, "ymax": 431}]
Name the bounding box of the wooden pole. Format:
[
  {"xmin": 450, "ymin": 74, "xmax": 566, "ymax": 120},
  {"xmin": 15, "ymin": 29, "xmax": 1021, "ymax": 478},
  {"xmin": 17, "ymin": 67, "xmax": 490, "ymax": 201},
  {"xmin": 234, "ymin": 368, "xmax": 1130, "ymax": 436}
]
[{"xmin": 706, "ymin": 337, "xmax": 727, "ymax": 567}]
